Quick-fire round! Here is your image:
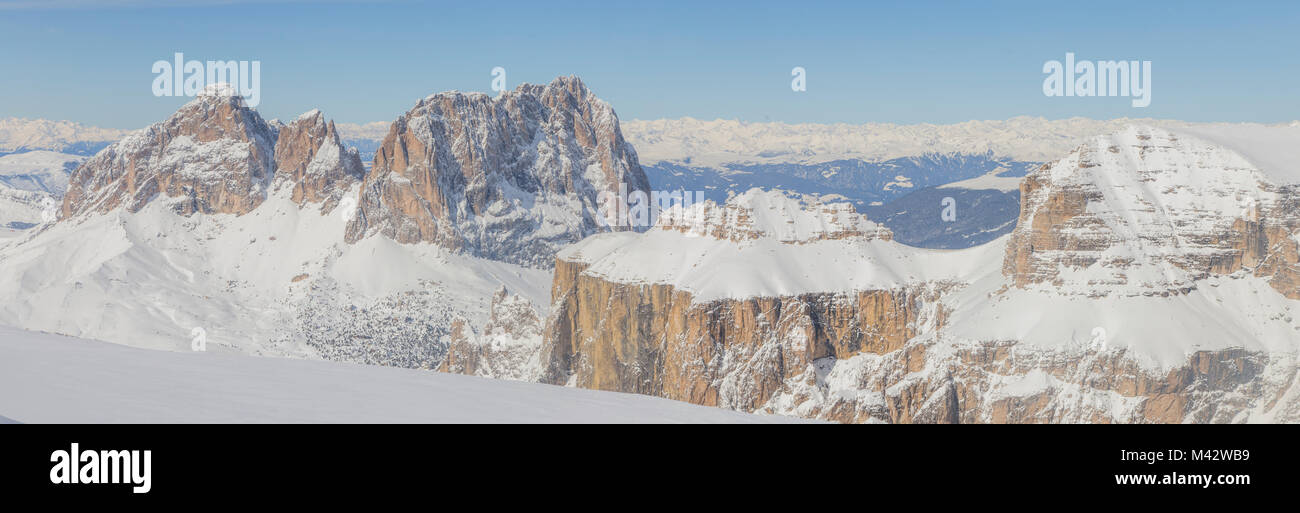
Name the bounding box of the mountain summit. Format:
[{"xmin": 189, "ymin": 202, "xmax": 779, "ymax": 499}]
[
  {"xmin": 59, "ymin": 93, "xmax": 361, "ymax": 220},
  {"xmin": 345, "ymin": 76, "xmax": 651, "ymax": 268}
]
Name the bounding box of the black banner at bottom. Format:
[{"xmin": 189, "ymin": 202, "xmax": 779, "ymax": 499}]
[{"xmin": 0, "ymin": 424, "xmax": 1291, "ymax": 503}]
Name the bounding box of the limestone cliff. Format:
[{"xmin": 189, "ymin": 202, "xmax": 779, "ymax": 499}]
[
  {"xmin": 534, "ymin": 128, "xmax": 1300, "ymax": 423},
  {"xmin": 272, "ymin": 109, "xmax": 364, "ymax": 213},
  {"xmin": 345, "ymin": 76, "xmax": 651, "ymax": 268},
  {"xmin": 62, "ymin": 88, "xmax": 277, "ymax": 218},
  {"xmin": 440, "ymin": 286, "xmax": 545, "ymax": 381},
  {"xmin": 1003, "ymin": 126, "xmax": 1300, "ymax": 298},
  {"xmin": 61, "ymin": 87, "xmax": 361, "ymax": 219}
]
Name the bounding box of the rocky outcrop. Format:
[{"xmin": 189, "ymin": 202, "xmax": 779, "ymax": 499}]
[
  {"xmin": 538, "ymin": 257, "xmax": 947, "ymax": 411},
  {"xmin": 655, "ymin": 189, "xmax": 892, "ymax": 243},
  {"xmin": 766, "ymin": 338, "xmax": 1299, "ymax": 424},
  {"xmin": 272, "ymin": 109, "xmax": 364, "ymax": 213},
  {"xmin": 1003, "ymin": 126, "xmax": 1300, "ymax": 298},
  {"xmin": 62, "ymin": 88, "xmax": 277, "ymax": 218},
  {"xmin": 533, "ymin": 132, "xmax": 1300, "ymax": 423},
  {"xmin": 345, "ymin": 76, "xmax": 651, "ymax": 268},
  {"xmin": 542, "ymin": 251, "xmax": 1300, "ymax": 423},
  {"xmin": 60, "ymin": 87, "xmax": 361, "ymax": 220},
  {"xmin": 440, "ymin": 286, "xmax": 545, "ymax": 381}
]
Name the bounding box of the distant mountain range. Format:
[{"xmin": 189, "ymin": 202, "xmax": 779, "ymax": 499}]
[{"xmin": 0, "ymin": 118, "xmax": 129, "ymax": 156}]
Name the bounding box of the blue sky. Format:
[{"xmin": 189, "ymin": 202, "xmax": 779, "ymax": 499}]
[{"xmin": 1, "ymin": 0, "xmax": 1297, "ymax": 128}]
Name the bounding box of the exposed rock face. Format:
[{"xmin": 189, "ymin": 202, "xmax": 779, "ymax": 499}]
[
  {"xmin": 542, "ymin": 241, "xmax": 1300, "ymax": 424},
  {"xmin": 656, "ymin": 189, "xmax": 892, "ymax": 243},
  {"xmin": 765, "ymin": 340, "xmax": 1299, "ymax": 424},
  {"xmin": 538, "ymin": 256, "xmax": 947, "ymax": 411},
  {"xmin": 273, "ymin": 109, "xmax": 365, "ymax": 213},
  {"xmin": 1003, "ymin": 126, "xmax": 1300, "ymax": 298},
  {"xmin": 537, "ymin": 189, "xmax": 952, "ymax": 411},
  {"xmin": 345, "ymin": 76, "xmax": 651, "ymax": 268},
  {"xmin": 62, "ymin": 91, "xmax": 276, "ymax": 218},
  {"xmin": 440, "ymin": 286, "xmax": 545, "ymax": 381},
  {"xmin": 534, "ymin": 131, "xmax": 1300, "ymax": 423},
  {"xmin": 61, "ymin": 88, "xmax": 359, "ymax": 220}
]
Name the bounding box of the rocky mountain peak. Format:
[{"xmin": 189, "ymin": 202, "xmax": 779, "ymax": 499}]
[
  {"xmin": 345, "ymin": 76, "xmax": 651, "ymax": 268},
  {"xmin": 60, "ymin": 96, "xmax": 361, "ymax": 220},
  {"xmin": 1002, "ymin": 125, "xmax": 1300, "ymax": 298},
  {"xmin": 61, "ymin": 93, "xmax": 277, "ymax": 218},
  {"xmin": 273, "ymin": 109, "xmax": 364, "ymax": 212}
]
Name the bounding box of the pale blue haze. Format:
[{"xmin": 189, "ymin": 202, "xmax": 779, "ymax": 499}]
[{"xmin": 0, "ymin": 0, "xmax": 1296, "ymax": 127}]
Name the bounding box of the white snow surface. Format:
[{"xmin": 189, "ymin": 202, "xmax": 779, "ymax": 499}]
[
  {"xmin": 1169, "ymin": 123, "xmax": 1300, "ymax": 184},
  {"xmin": 0, "ymin": 185, "xmax": 552, "ymax": 357},
  {"xmin": 0, "ymin": 326, "xmax": 796, "ymax": 423},
  {"xmin": 562, "ymin": 189, "xmax": 988, "ymax": 303},
  {"xmin": 0, "ymin": 150, "xmax": 86, "ymax": 194},
  {"xmin": 938, "ymin": 167, "xmax": 1023, "ymax": 192}
]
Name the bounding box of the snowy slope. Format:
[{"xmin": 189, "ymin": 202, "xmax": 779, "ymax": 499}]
[
  {"xmin": 0, "ymin": 187, "xmax": 57, "ymax": 229},
  {"xmin": 0, "ymin": 150, "xmax": 86, "ymax": 194},
  {"xmin": 0, "ymin": 326, "xmax": 796, "ymax": 423},
  {"xmin": 562, "ymin": 189, "xmax": 992, "ymax": 302},
  {"xmin": 0, "ymin": 151, "xmax": 85, "ymax": 231},
  {"xmin": 0, "ymin": 187, "xmax": 552, "ymax": 366},
  {"xmin": 1170, "ymin": 123, "xmax": 1300, "ymax": 184},
  {"xmin": 938, "ymin": 167, "xmax": 1023, "ymax": 192}
]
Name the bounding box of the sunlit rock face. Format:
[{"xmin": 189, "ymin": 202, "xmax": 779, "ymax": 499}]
[
  {"xmin": 345, "ymin": 76, "xmax": 650, "ymax": 268},
  {"xmin": 1003, "ymin": 126, "xmax": 1300, "ymax": 299},
  {"xmin": 532, "ymin": 128, "xmax": 1300, "ymax": 423},
  {"xmin": 62, "ymin": 89, "xmax": 360, "ymax": 219}
]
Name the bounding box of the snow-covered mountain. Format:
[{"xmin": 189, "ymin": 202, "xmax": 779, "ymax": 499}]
[
  {"xmin": 622, "ymin": 117, "xmax": 1297, "ymax": 251},
  {"xmin": 528, "ymin": 124, "xmax": 1300, "ymax": 423},
  {"xmin": 0, "ymin": 151, "xmax": 86, "ymax": 231},
  {"xmin": 345, "ymin": 76, "xmax": 650, "ymax": 268},
  {"xmin": 0, "ymin": 77, "xmax": 644, "ymax": 372},
  {"xmin": 0, "ymin": 187, "xmax": 56, "ymax": 231},
  {"xmin": 0, "ymin": 150, "xmax": 87, "ymax": 194},
  {"xmin": 0, "ymin": 118, "xmax": 129, "ymax": 156}
]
